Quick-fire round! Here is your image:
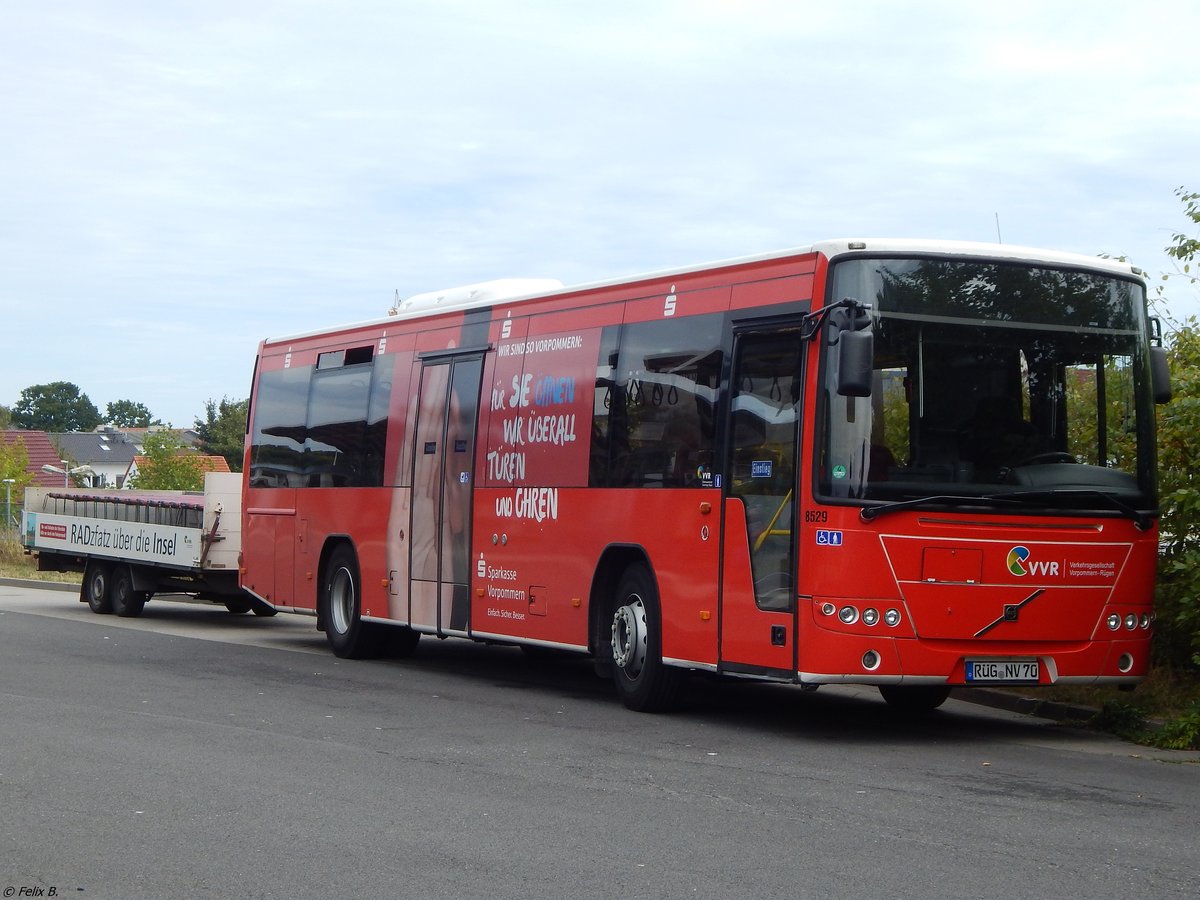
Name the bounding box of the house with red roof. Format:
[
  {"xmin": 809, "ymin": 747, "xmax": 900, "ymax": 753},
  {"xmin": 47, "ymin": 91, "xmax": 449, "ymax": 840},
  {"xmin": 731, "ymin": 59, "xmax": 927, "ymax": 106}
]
[{"xmin": 1, "ymin": 430, "xmax": 67, "ymax": 487}]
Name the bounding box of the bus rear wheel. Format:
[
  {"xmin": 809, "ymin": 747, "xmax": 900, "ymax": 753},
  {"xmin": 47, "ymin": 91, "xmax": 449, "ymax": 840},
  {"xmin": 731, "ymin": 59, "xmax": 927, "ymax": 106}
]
[
  {"xmin": 84, "ymin": 562, "xmax": 113, "ymax": 614},
  {"xmin": 321, "ymin": 545, "xmax": 381, "ymax": 659},
  {"xmin": 609, "ymin": 563, "xmax": 682, "ymax": 712}
]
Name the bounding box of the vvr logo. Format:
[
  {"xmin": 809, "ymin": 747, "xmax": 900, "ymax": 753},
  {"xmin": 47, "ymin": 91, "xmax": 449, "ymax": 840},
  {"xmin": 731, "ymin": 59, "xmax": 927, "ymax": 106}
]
[{"xmin": 1007, "ymin": 545, "xmax": 1060, "ymax": 578}]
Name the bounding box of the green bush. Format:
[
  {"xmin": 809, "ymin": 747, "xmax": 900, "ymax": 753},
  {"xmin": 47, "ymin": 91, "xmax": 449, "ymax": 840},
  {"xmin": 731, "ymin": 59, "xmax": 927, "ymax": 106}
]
[{"xmin": 1155, "ymin": 318, "xmax": 1200, "ymax": 671}]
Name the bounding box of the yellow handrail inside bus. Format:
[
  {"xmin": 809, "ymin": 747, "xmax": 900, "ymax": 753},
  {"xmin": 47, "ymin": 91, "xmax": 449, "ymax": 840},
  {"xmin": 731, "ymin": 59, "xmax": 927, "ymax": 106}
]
[{"xmin": 753, "ymin": 489, "xmax": 793, "ymax": 552}]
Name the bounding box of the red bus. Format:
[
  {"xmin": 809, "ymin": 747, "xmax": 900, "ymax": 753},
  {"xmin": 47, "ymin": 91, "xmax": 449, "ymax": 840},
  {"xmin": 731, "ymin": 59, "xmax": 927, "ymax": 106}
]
[{"xmin": 241, "ymin": 239, "xmax": 1170, "ymax": 711}]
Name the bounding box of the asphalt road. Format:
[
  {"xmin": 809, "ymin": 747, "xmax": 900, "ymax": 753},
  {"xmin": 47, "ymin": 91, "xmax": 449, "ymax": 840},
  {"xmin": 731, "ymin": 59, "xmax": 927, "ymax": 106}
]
[{"xmin": 1, "ymin": 583, "xmax": 1197, "ymax": 900}]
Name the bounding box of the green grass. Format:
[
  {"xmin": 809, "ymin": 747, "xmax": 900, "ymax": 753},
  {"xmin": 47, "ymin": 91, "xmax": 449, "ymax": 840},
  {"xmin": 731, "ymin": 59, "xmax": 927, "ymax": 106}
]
[
  {"xmin": 0, "ymin": 529, "xmax": 81, "ymax": 584},
  {"xmin": 1004, "ymin": 670, "xmax": 1200, "ymax": 749}
]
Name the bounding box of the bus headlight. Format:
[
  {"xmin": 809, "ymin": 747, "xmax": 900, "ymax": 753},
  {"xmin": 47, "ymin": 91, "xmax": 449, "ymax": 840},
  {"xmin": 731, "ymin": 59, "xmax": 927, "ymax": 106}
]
[{"xmin": 1107, "ymin": 614, "xmax": 1122, "ymax": 631}]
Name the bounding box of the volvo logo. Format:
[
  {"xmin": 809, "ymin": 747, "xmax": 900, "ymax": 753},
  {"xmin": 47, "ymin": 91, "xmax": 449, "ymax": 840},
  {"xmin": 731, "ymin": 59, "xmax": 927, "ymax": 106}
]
[{"xmin": 974, "ymin": 589, "xmax": 1045, "ymax": 638}]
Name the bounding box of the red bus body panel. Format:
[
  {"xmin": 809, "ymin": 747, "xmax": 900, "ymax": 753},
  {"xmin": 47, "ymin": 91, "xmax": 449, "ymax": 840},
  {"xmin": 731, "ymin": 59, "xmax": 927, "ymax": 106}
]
[{"xmin": 240, "ymin": 245, "xmax": 1158, "ymax": 690}]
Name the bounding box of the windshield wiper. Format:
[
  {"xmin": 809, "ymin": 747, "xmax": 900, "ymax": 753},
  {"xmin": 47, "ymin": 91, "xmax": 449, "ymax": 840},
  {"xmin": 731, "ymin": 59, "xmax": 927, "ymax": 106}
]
[
  {"xmin": 995, "ymin": 489, "xmax": 1155, "ymax": 532},
  {"xmin": 859, "ymin": 495, "xmax": 1027, "ymax": 522},
  {"xmin": 859, "ymin": 489, "xmax": 1155, "ymax": 530}
]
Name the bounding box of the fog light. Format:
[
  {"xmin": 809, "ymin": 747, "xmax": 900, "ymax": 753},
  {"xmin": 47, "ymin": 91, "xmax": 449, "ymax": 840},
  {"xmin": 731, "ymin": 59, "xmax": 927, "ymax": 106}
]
[
  {"xmin": 1117, "ymin": 653, "xmax": 1134, "ymax": 673},
  {"xmin": 884, "ymin": 608, "xmax": 901, "ymax": 627},
  {"xmin": 1139, "ymin": 614, "xmax": 1151, "ymax": 629},
  {"xmin": 862, "ymin": 650, "xmax": 880, "ymax": 671},
  {"xmin": 1107, "ymin": 614, "xmax": 1121, "ymax": 631},
  {"xmin": 862, "ymin": 608, "xmax": 879, "ymax": 626},
  {"xmin": 1124, "ymin": 614, "xmax": 1137, "ymax": 631},
  {"xmin": 839, "ymin": 606, "xmax": 859, "ymax": 625},
  {"xmin": 820, "ymin": 602, "xmax": 836, "ymax": 617}
]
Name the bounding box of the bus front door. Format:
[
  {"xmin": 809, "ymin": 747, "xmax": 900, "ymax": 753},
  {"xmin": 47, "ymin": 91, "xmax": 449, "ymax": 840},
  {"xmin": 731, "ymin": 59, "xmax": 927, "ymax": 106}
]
[
  {"xmin": 719, "ymin": 329, "xmax": 803, "ymax": 677},
  {"xmin": 409, "ymin": 354, "xmax": 484, "ymax": 637}
]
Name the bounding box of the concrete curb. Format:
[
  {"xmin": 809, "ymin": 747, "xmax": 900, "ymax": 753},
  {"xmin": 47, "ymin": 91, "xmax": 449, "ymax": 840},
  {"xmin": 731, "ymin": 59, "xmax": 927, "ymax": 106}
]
[
  {"xmin": 0, "ymin": 576, "xmax": 79, "ymax": 593},
  {"xmin": 955, "ymin": 686, "xmax": 1098, "ymax": 723}
]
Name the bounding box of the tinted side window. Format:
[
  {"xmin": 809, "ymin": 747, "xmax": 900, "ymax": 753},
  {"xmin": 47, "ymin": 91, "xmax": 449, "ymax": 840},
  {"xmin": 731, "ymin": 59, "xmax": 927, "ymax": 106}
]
[
  {"xmin": 305, "ymin": 364, "xmax": 371, "ymax": 486},
  {"xmin": 591, "ymin": 314, "xmax": 723, "ymax": 487},
  {"xmin": 249, "ymin": 350, "xmax": 393, "ymax": 488},
  {"xmin": 249, "ymin": 365, "xmax": 311, "ymax": 487},
  {"xmin": 364, "ymin": 352, "xmax": 394, "ymax": 486}
]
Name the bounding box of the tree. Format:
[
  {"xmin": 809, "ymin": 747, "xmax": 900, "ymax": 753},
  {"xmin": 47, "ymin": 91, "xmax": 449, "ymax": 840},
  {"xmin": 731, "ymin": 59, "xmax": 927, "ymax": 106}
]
[
  {"xmin": 0, "ymin": 436, "xmax": 35, "ymax": 527},
  {"xmin": 0, "ymin": 405, "xmax": 11, "ymax": 428},
  {"xmin": 1154, "ymin": 186, "xmax": 1200, "ymax": 670},
  {"xmin": 12, "ymin": 382, "xmax": 102, "ymax": 432},
  {"xmin": 126, "ymin": 430, "xmax": 206, "ymax": 491},
  {"xmin": 104, "ymin": 399, "xmax": 159, "ymax": 428},
  {"xmin": 194, "ymin": 397, "xmax": 248, "ymax": 472},
  {"xmin": 1166, "ymin": 186, "xmax": 1200, "ymax": 277}
]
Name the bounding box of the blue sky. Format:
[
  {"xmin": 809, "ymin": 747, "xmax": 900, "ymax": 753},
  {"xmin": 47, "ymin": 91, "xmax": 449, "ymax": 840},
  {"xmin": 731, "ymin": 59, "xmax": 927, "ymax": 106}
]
[{"xmin": 2, "ymin": 0, "xmax": 1198, "ymax": 427}]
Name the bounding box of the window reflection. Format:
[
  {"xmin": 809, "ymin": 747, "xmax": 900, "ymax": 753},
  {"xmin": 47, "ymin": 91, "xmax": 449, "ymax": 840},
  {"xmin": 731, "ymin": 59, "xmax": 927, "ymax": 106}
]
[
  {"xmin": 821, "ymin": 258, "xmax": 1154, "ymax": 507},
  {"xmin": 249, "ymin": 349, "xmax": 393, "ymax": 488},
  {"xmin": 590, "ymin": 315, "xmax": 723, "ymax": 488}
]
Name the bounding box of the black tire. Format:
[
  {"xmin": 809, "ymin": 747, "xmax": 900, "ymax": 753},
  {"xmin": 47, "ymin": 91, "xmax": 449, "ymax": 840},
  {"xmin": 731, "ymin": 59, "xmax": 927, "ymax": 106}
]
[
  {"xmin": 224, "ymin": 597, "xmax": 253, "ymax": 614},
  {"xmin": 387, "ymin": 626, "xmax": 421, "ymax": 658},
  {"xmin": 111, "ymin": 567, "xmax": 147, "ymax": 618},
  {"xmin": 608, "ymin": 563, "xmax": 682, "ymax": 712},
  {"xmin": 84, "ymin": 562, "xmax": 113, "ymax": 614},
  {"xmin": 878, "ymin": 684, "xmax": 951, "ymax": 712},
  {"xmin": 321, "ymin": 544, "xmax": 380, "ymax": 659}
]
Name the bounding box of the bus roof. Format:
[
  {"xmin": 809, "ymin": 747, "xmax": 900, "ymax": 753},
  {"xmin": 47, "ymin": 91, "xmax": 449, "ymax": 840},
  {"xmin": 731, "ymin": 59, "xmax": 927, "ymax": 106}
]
[{"xmin": 262, "ymin": 238, "xmax": 1145, "ymax": 345}]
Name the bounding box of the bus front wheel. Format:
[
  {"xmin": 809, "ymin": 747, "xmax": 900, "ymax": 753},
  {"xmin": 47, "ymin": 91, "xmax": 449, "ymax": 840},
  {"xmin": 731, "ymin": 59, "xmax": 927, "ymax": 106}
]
[
  {"xmin": 609, "ymin": 563, "xmax": 682, "ymax": 712},
  {"xmin": 878, "ymin": 684, "xmax": 951, "ymax": 713}
]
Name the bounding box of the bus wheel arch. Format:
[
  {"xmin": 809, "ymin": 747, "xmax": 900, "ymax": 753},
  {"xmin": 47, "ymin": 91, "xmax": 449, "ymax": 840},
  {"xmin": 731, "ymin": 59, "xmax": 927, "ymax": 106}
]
[
  {"xmin": 588, "ymin": 545, "xmax": 648, "ymax": 675},
  {"xmin": 591, "ymin": 547, "xmax": 683, "ymax": 712}
]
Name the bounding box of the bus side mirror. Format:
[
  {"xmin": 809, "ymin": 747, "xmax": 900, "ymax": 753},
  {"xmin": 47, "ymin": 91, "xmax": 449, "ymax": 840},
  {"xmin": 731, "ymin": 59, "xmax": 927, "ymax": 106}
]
[
  {"xmin": 837, "ymin": 329, "xmax": 874, "ymax": 397},
  {"xmin": 1150, "ymin": 345, "xmax": 1172, "ymax": 404}
]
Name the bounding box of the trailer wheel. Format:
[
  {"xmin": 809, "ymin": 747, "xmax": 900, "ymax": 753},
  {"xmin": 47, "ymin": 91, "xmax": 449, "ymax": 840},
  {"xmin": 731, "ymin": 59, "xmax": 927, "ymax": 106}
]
[
  {"xmin": 84, "ymin": 562, "xmax": 113, "ymax": 614},
  {"xmin": 112, "ymin": 567, "xmax": 147, "ymax": 618},
  {"xmin": 224, "ymin": 598, "xmax": 252, "ymax": 614},
  {"xmin": 609, "ymin": 563, "xmax": 682, "ymax": 712},
  {"xmin": 321, "ymin": 545, "xmax": 380, "ymax": 659},
  {"xmin": 878, "ymin": 685, "xmax": 951, "ymax": 713}
]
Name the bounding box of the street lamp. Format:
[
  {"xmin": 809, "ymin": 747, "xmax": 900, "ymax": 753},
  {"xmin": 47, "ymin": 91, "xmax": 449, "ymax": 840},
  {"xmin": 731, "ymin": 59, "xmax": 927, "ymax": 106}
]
[{"xmin": 41, "ymin": 462, "xmax": 95, "ymax": 488}]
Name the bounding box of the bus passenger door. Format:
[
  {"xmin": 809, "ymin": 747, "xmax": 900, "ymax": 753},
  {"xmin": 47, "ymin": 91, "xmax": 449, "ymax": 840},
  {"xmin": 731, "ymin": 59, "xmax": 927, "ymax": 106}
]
[
  {"xmin": 719, "ymin": 328, "xmax": 804, "ymax": 676},
  {"xmin": 409, "ymin": 354, "xmax": 484, "ymax": 636}
]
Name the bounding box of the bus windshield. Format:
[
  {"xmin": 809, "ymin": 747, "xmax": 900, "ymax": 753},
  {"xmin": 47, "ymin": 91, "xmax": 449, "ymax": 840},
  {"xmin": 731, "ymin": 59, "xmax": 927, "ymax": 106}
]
[{"xmin": 818, "ymin": 256, "xmax": 1157, "ymax": 514}]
